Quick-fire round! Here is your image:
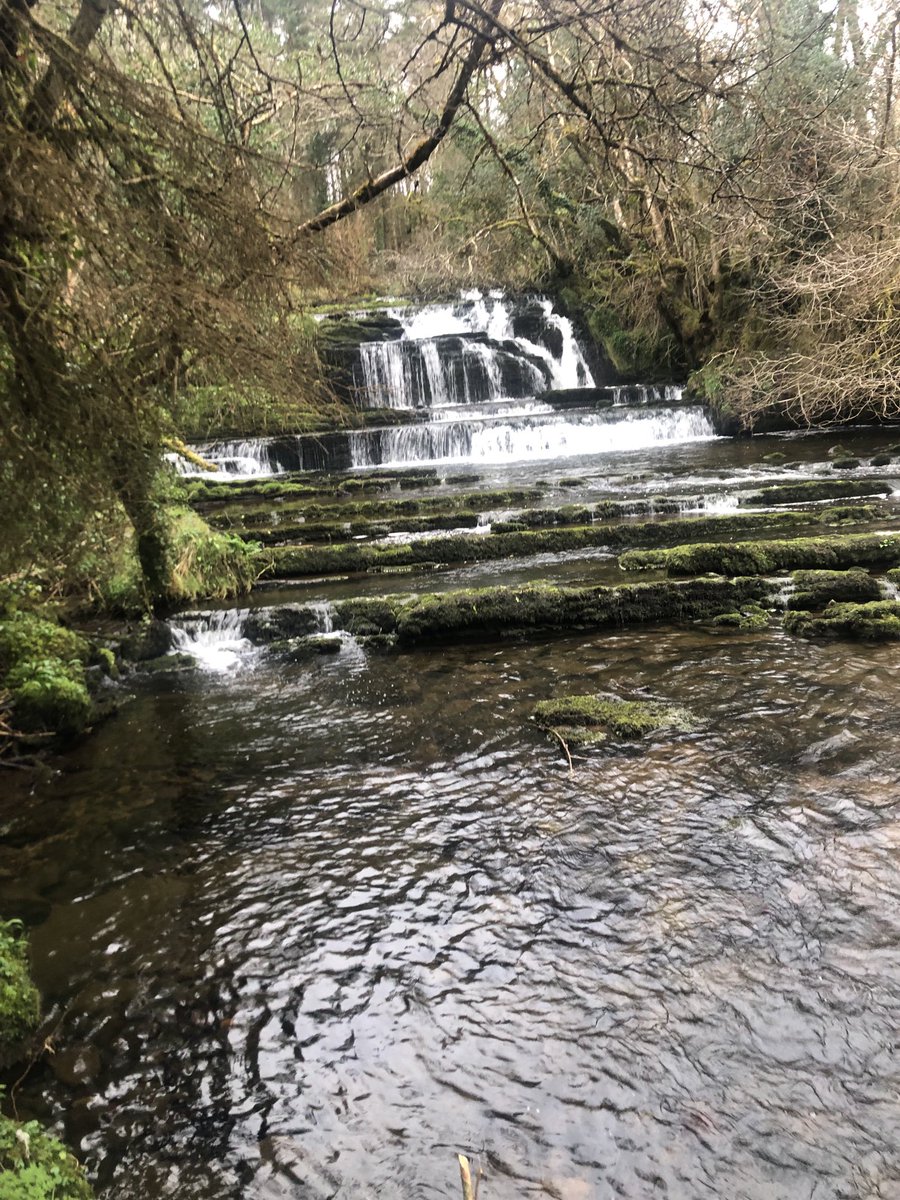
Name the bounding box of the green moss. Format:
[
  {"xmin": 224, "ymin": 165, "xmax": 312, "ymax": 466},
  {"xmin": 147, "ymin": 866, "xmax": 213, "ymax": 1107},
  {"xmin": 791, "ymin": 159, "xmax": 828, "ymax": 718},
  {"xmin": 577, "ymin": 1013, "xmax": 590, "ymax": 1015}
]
[
  {"xmin": 533, "ymin": 694, "xmax": 695, "ymax": 747},
  {"xmin": 787, "ymin": 568, "xmax": 882, "ymax": 610},
  {"xmin": 161, "ymin": 509, "xmax": 263, "ymax": 601},
  {"xmin": 0, "ymin": 613, "xmax": 93, "ymax": 739},
  {"xmin": 0, "ymin": 1113, "xmax": 94, "ymax": 1199},
  {"xmin": 7, "ymin": 664, "xmax": 92, "ymax": 736},
  {"xmin": 784, "ymin": 600, "xmax": 900, "ymax": 641},
  {"xmin": 738, "ymin": 478, "xmax": 891, "ymax": 507},
  {"xmin": 831, "ymin": 458, "xmax": 861, "ymax": 470},
  {"xmin": 0, "ymin": 614, "xmax": 87, "ymax": 678},
  {"xmin": 0, "ymin": 921, "xmax": 40, "ymax": 1068},
  {"xmin": 620, "ymin": 530, "xmax": 900, "ymax": 577}
]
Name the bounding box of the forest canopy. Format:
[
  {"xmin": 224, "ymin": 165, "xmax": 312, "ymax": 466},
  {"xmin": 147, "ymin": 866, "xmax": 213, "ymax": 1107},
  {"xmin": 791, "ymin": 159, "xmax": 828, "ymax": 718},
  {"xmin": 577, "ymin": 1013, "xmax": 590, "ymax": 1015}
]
[{"xmin": 1, "ymin": 0, "xmax": 899, "ymax": 601}]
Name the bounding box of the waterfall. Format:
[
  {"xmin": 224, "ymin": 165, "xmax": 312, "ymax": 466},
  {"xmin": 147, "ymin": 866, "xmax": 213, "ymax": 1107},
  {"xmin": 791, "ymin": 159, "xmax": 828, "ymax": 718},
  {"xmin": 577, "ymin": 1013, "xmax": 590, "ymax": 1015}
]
[
  {"xmin": 169, "ymin": 610, "xmax": 253, "ymax": 672},
  {"xmin": 174, "ymin": 291, "xmax": 715, "ymax": 475}
]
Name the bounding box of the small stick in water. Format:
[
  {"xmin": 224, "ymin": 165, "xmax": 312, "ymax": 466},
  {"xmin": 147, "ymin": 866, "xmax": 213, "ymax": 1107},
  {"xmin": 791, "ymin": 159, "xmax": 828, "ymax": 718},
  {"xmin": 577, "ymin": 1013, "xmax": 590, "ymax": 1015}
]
[{"xmin": 458, "ymin": 1154, "xmax": 476, "ymax": 1200}]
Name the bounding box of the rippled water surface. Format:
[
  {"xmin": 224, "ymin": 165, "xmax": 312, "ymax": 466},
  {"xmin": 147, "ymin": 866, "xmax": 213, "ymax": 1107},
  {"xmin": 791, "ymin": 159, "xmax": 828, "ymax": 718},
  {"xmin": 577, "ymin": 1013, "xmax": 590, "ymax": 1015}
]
[{"xmin": 4, "ymin": 621, "xmax": 900, "ymax": 1199}]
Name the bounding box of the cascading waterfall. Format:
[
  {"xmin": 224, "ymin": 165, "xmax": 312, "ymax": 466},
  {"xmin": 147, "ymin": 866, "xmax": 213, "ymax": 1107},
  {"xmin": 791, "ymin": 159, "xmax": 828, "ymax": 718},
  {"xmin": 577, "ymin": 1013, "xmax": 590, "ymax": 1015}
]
[
  {"xmin": 174, "ymin": 290, "xmax": 716, "ymax": 475},
  {"xmin": 353, "ymin": 291, "xmax": 592, "ymax": 410}
]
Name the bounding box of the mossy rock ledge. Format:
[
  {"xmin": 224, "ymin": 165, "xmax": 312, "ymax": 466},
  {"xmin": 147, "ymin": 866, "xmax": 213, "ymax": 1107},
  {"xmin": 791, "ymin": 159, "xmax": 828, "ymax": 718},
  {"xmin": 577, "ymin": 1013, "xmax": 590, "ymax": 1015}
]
[
  {"xmin": 533, "ymin": 694, "xmax": 697, "ymax": 749},
  {"xmin": 784, "ymin": 600, "xmax": 900, "ymax": 641}
]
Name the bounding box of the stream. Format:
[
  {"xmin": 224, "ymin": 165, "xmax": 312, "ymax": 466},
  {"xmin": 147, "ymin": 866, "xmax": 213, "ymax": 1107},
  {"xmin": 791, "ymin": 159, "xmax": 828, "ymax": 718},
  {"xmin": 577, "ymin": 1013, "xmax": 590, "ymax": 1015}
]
[{"xmin": 4, "ymin": 292, "xmax": 900, "ymax": 1198}]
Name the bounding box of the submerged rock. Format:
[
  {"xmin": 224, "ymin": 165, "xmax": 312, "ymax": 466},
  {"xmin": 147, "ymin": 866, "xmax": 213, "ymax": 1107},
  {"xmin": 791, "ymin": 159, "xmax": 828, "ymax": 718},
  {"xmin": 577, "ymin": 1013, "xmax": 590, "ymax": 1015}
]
[
  {"xmin": 268, "ymin": 635, "xmax": 343, "ymax": 661},
  {"xmin": 706, "ymin": 604, "xmax": 769, "ymax": 631},
  {"xmin": 532, "ymin": 693, "xmax": 696, "ymax": 750}
]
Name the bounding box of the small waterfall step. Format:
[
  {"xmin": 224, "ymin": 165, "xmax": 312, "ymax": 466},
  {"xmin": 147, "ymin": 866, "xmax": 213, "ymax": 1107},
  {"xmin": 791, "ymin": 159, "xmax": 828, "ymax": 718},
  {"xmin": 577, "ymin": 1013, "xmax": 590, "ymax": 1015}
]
[{"xmin": 169, "ymin": 609, "xmax": 253, "ymax": 672}]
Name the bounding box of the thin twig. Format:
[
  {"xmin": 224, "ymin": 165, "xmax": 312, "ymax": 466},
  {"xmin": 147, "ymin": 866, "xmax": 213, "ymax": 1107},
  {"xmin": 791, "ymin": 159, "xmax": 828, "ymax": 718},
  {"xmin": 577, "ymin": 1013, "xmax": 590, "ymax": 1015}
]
[{"xmin": 550, "ymin": 729, "xmax": 574, "ymax": 774}]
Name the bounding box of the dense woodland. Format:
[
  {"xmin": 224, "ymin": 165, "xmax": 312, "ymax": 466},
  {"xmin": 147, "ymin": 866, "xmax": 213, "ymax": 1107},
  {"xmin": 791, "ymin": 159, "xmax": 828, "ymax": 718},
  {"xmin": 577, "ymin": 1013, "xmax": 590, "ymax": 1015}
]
[{"xmin": 1, "ymin": 0, "xmax": 900, "ymax": 604}]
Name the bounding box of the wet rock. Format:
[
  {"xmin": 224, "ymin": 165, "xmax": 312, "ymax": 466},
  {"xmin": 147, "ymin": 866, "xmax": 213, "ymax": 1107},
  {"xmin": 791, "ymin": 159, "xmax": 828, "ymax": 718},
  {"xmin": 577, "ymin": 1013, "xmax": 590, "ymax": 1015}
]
[
  {"xmin": 831, "ymin": 457, "xmax": 861, "ymax": 470},
  {"xmin": 244, "ymin": 604, "xmax": 325, "ymax": 643},
  {"xmin": 738, "ymin": 478, "xmax": 891, "ymax": 507},
  {"xmin": 871, "ymin": 453, "xmax": 893, "ymax": 467},
  {"xmin": 49, "ymin": 1043, "xmax": 103, "ymax": 1088},
  {"xmin": 268, "ymin": 635, "xmax": 342, "ymax": 661},
  {"xmin": 119, "ymin": 620, "xmax": 173, "ymax": 662},
  {"xmin": 539, "ymin": 387, "xmax": 616, "ymax": 409},
  {"xmin": 139, "ymin": 652, "xmax": 197, "ymax": 674}
]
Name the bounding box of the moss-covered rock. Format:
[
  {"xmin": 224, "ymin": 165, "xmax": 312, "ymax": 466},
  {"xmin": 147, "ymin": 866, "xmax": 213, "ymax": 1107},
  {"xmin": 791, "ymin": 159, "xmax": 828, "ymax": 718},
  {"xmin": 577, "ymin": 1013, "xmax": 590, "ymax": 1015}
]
[
  {"xmin": 707, "ymin": 604, "xmax": 769, "ymax": 630},
  {"xmin": 831, "ymin": 458, "xmax": 861, "ymax": 470},
  {"xmin": 0, "ymin": 920, "xmax": 40, "ymax": 1069},
  {"xmin": 0, "ymin": 1113, "xmax": 95, "ymax": 1199},
  {"xmin": 784, "ymin": 600, "xmax": 900, "ymax": 640},
  {"xmin": 533, "ymin": 693, "xmax": 696, "ymax": 748},
  {"xmin": 871, "ymin": 454, "xmax": 893, "ymax": 467},
  {"xmin": 620, "ymin": 530, "xmax": 900, "ymax": 577},
  {"xmin": 738, "ymin": 478, "xmax": 891, "ymax": 507},
  {"xmin": 8, "ymin": 667, "xmax": 92, "ymax": 736},
  {"xmin": 240, "ymin": 577, "xmax": 774, "ymax": 648},
  {"xmin": 786, "ymin": 568, "xmax": 882, "ymax": 610}
]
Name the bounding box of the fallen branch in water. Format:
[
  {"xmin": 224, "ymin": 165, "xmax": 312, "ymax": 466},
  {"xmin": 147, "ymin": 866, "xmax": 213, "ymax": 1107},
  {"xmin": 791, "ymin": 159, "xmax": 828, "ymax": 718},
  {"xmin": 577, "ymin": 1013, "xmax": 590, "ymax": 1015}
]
[{"xmin": 163, "ymin": 436, "xmax": 218, "ymax": 473}]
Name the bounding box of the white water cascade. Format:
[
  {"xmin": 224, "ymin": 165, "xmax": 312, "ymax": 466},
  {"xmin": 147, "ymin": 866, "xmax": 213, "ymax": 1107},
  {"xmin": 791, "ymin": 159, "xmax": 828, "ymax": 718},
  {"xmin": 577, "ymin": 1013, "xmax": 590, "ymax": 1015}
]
[
  {"xmin": 354, "ymin": 291, "xmax": 594, "ymax": 410},
  {"xmin": 349, "ymin": 405, "xmax": 716, "ymax": 467},
  {"xmin": 169, "ymin": 609, "xmax": 254, "ymax": 672}
]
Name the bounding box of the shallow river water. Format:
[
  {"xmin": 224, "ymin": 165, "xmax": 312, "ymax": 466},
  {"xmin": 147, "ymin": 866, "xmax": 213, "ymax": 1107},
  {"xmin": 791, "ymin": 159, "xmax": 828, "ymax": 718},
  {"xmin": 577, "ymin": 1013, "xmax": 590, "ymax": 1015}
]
[{"xmin": 5, "ymin": 616, "xmax": 900, "ymax": 1198}]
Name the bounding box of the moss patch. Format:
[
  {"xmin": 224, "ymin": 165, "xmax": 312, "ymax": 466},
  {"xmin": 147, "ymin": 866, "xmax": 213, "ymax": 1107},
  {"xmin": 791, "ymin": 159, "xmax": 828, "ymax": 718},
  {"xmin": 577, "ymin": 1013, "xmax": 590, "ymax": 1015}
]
[
  {"xmin": 707, "ymin": 604, "xmax": 770, "ymax": 631},
  {"xmin": 0, "ymin": 610, "xmax": 93, "ymax": 740},
  {"xmin": 533, "ymin": 694, "xmax": 696, "ymax": 748},
  {"xmin": 0, "ymin": 1113, "xmax": 95, "ymax": 1199}
]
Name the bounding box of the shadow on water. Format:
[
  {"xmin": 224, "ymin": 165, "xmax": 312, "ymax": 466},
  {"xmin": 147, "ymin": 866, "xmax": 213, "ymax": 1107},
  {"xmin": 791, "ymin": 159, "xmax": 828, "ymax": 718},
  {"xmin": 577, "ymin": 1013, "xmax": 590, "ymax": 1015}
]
[{"xmin": 3, "ymin": 625, "xmax": 900, "ymax": 1198}]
